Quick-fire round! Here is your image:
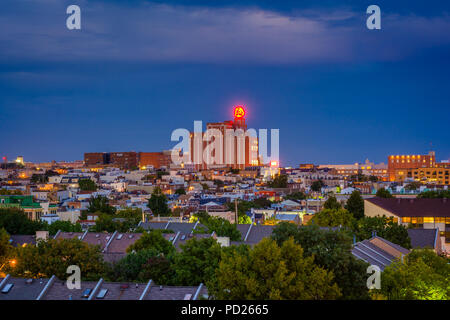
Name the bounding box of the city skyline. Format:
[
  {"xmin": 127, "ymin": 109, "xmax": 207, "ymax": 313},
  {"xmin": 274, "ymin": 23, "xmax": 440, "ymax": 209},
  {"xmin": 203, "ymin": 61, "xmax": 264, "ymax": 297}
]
[{"xmin": 1, "ymin": 0, "xmax": 449, "ymax": 165}]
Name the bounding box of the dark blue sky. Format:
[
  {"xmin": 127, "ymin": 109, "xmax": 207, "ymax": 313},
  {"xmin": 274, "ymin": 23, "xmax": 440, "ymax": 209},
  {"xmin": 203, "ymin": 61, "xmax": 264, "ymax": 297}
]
[{"xmin": 1, "ymin": 0, "xmax": 449, "ymax": 166}]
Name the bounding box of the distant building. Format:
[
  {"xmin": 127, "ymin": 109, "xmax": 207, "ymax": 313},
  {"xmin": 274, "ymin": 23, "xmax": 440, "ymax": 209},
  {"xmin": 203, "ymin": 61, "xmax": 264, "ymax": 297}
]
[
  {"xmin": 0, "ymin": 195, "xmax": 43, "ymax": 220},
  {"xmin": 364, "ymin": 197, "xmax": 450, "ymax": 254},
  {"xmin": 387, "ymin": 151, "xmax": 436, "ymax": 182}
]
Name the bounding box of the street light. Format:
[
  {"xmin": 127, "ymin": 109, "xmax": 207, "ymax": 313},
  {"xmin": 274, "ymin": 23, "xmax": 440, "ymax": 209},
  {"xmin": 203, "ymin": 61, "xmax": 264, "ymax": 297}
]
[{"xmin": 0, "ymin": 259, "xmax": 16, "ymax": 272}]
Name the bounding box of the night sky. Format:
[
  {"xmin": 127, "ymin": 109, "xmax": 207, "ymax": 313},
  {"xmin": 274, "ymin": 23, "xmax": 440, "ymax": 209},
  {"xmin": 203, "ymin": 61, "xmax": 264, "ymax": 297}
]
[{"xmin": 1, "ymin": 0, "xmax": 449, "ymax": 166}]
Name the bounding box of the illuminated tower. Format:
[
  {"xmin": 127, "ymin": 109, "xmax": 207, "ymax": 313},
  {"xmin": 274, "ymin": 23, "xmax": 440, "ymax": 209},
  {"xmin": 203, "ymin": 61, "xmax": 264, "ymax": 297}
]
[{"xmin": 189, "ymin": 105, "xmax": 259, "ymax": 170}]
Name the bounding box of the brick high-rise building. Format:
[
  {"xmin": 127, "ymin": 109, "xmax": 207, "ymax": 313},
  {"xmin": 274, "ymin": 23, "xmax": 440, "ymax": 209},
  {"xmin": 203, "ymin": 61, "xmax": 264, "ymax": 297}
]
[
  {"xmin": 84, "ymin": 152, "xmax": 138, "ymax": 169},
  {"xmin": 387, "ymin": 151, "xmax": 436, "ymax": 181},
  {"xmin": 139, "ymin": 151, "xmax": 172, "ymax": 169},
  {"xmin": 189, "ymin": 106, "xmax": 259, "ymax": 170},
  {"xmin": 109, "ymin": 152, "xmax": 138, "ymax": 169},
  {"xmin": 84, "ymin": 152, "xmax": 109, "ymax": 166}
]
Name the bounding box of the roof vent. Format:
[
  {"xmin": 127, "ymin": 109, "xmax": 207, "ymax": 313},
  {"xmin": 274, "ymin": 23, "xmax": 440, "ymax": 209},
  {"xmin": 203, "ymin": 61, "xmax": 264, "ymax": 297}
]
[
  {"xmin": 159, "ymin": 285, "xmax": 163, "ymax": 291},
  {"xmin": 25, "ymin": 279, "xmax": 33, "ymax": 285},
  {"xmin": 1, "ymin": 283, "xmax": 14, "ymax": 294},
  {"xmin": 82, "ymin": 288, "xmax": 92, "ymax": 298},
  {"xmin": 181, "ymin": 235, "xmax": 186, "ymax": 240},
  {"xmin": 117, "ymin": 234, "xmax": 123, "ymax": 240},
  {"xmin": 128, "ymin": 235, "xmax": 133, "ymax": 239},
  {"xmin": 95, "ymin": 234, "xmax": 100, "ymax": 238},
  {"xmin": 96, "ymin": 289, "xmax": 108, "ymax": 299}
]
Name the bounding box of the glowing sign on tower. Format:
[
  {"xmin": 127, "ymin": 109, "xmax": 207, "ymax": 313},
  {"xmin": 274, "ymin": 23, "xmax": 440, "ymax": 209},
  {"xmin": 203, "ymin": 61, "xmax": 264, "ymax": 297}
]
[{"xmin": 234, "ymin": 105, "xmax": 245, "ymax": 119}]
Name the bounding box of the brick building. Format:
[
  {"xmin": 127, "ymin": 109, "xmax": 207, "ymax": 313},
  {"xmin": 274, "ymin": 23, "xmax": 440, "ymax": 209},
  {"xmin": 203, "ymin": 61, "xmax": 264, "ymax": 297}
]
[{"xmin": 387, "ymin": 151, "xmax": 436, "ymax": 181}]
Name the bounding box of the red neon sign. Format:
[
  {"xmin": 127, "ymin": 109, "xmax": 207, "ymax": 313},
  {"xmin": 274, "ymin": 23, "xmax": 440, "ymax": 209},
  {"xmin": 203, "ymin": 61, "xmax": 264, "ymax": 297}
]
[{"xmin": 234, "ymin": 106, "xmax": 245, "ymax": 119}]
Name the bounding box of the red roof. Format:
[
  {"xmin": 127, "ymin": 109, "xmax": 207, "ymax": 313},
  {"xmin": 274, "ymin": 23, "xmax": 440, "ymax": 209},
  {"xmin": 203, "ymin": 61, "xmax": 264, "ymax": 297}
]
[{"xmin": 366, "ymin": 197, "xmax": 450, "ymax": 217}]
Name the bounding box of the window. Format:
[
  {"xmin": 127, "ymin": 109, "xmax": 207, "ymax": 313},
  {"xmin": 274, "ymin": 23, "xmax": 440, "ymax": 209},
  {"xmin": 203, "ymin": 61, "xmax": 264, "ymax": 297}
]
[
  {"xmin": 435, "ymin": 217, "xmax": 445, "ymax": 224},
  {"xmin": 424, "ymin": 217, "xmax": 434, "ymax": 224},
  {"xmin": 402, "ymin": 217, "xmax": 411, "ymax": 223}
]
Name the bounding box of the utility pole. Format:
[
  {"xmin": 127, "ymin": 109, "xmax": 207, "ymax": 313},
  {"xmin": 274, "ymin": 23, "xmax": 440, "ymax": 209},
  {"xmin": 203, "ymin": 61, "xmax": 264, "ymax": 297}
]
[{"xmin": 234, "ymin": 198, "xmax": 238, "ymax": 224}]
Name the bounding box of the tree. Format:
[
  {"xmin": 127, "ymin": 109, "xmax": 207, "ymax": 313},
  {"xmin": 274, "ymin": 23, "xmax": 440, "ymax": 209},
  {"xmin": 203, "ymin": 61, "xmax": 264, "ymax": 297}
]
[
  {"xmin": 45, "ymin": 220, "xmax": 82, "ymax": 236},
  {"xmin": 172, "ymin": 237, "xmax": 222, "ymax": 286},
  {"xmin": 201, "ymin": 183, "xmax": 210, "ymax": 191},
  {"xmin": 238, "ymin": 215, "xmax": 252, "ymax": 224},
  {"xmin": 284, "ymin": 192, "xmax": 306, "ymax": 201},
  {"xmin": 193, "ymin": 212, "xmax": 241, "ymax": 241},
  {"xmin": 376, "ymin": 188, "xmax": 394, "ymax": 198},
  {"xmin": 91, "ymin": 208, "xmax": 143, "ymax": 232},
  {"xmin": 404, "ymin": 181, "xmax": 421, "ymax": 191},
  {"xmin": 213, "ymin": 180, "xmax": 225, "ymax": 188},
  {"xmin": 310, "ymin": 180, "xmax": 324, "ymax": 192},
  {"xmin": 253, "ymin": 197, "xmax": 273, "ymax": 208},
  {"xmin": 345, "ymin": 190, "xmax": 365, "ymax": 220},
  {"xmin": 272, "ymin": 224, "xmax": 371, "ymax": 300},
  {"xmin": 323, "ymin": 196, "xmax": 341, "ymax": 210},
  {"xmin": 0, "ymin": 228, "xmax": 14, "ymax": 268},
  {"xmin": 351, "ymin": 216, "xmax": 411, "ymax": 249},
  {"xmin": 86, "ymin": 196, "xmax": 116, "ymax": 215},
  {"xmin": 30, "ymin": 174, "xmax": 48, "ymax": 184},
  {"xmin": 208, "ymin": 238, "xmax": 341, "ymax": 300},
  {"xmin": 78, "ymin": 179, "xmax": 98, "ymax": 191},
  {"xmin": 268, "ymin": 174, "xmax": 288, "ymax": 188},
  {"xmin": 0, "ymin": 189, "xmax": 23, "ymax": 195},
  {"xmin": 148, "ymin": 187, "xmax": 171, "ymax": 216},
  {"xmin": 156, "ymin": 171, "xmax": 169, "ymax": 179},
  {"xmin": 175, "ymin": 188, "xmax": 186, "ymax": 195},
  {"xmin": 126, "ymin": 230, "xmax": 175, "ymax": 255},
  {"xmin": 271, "ymin": 221, "xmax": 299, "ymax": 245},
  {"xmin": 417, "ymin": 190, "xmax": 450, "ymax": 199},
  {"xmin": 379, "ymin": 249, "xmax": 450, "ymax": 300},
  {"xmin": 0, "ymin": 208, "xmax": 46, "ymax": 235},
  {"xmin": 309, "ymin": 208, "xmax": 355, "ymax": 228},
  {"xmin": 107, "ymin": 248, "xmax": 174, "ymax": 284},
  {"xmin": 9, "ymin": 238, "xmax": 105, "ymax": 280}
]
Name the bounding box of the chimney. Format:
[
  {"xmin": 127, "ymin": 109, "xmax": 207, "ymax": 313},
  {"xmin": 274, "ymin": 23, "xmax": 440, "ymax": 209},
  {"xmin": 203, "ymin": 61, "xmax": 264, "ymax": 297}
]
[{"xmin": 36, "ymin": 231, "xmax": 49, "ymax": 242}]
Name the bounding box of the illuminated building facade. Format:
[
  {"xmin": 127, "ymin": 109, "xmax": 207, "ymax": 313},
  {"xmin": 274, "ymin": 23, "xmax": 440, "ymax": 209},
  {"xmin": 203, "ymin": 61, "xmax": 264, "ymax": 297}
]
[
  {"xmin": 318, "ymin": 159, "xmax": 388, "ymax": 181},
  {"xmin": 394, "ymin": 167, "xmax": 450, "ymax": 185},
  {"xmin": 387, "ymin": 151, "xmax": 436, "ymax": 181},
  {"xmin": 189, "ymin": 106, "xmax": 259, "ymax": 170},
  {"xmin": 139, "ymin": 151, "xmax": 172, "ymax": 169}
]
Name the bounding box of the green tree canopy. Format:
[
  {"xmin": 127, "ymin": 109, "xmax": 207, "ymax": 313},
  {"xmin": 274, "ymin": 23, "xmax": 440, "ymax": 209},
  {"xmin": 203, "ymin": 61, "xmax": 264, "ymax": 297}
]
[
  {"xmin": 0, "ymin": 189, "xmax": 23, "ymax": 195},
  {"xmin": 0, "ymin": 208, "xmax": 46, "ymax": 235},
  {"xmin": 45, "ymin": 220, "xmax": 82, "ymax": 236},
  {"xmin": 193, "ymin": 212, "xmax": 241, "ymax": 241},
  {"xmin": 284, "ymin": 191, "xmax": 307, "ymax": 201},
  {"xmin": 86, "ymin": 196, "xmax": 116, "ymax": 215},
  {"xmin": 148, "ymin": 187, "xmax": 171, "ymax": 216},
  {"xmin": 172, "ymin": 237, "xmax": 222, "ymax": 286},
  {"xmin": 323, "ymin": 196, "xmax": 342, "ymax": 210},
  {"xmin": 107, "ymin": 248, "xmax": 174, "ymax": 284},
  {"xmin": 126, "ymin": 230, "xmax": 175, "ymax": 255},
  {"xmin": 272, "ymin": 223, "xmax": 370, "ymax": 300},
  {"xmin": 175, "ymin": 187, "xmax": 186, "ymax": 195},
  {"xmin": 417, "ymin": 190, "xmax": 450, "ymax": 198},
  {"xmin": 351, "ymin": 216, "xmax": 411, "ymax": 248},
  {"xmin": 78, "ymin": 179, "xmax": 98, "ymax": 191},
  {"xmin": 0, "ymin": 228, "xmax": 14, "ymax": 268},
  {"xmin": 310, "ymin": 180, "xmax": 324, "ymax": 192},
  {"xmin": 379, "ymin": 249, "xmax": 450, "ymax": 300},
  {"xmin": 376, "ymin": 188, "xmax": 394, "ymax": 198},
  {"xmin": 9, "ymin": 238, "xmax": 105, "ymax": 280},
  {"xmin": 309, "ymin": 208, "xmax": 355, "ymax": 228},
  {"xmin": 345, "ymin": 190, "xmax": 365, "ymax": 220},
  {"xmin": 209, "ymin": 238, "xmax": 341, "ymax": 300},
  {"xmin": 268, "ymin": 174, "xmax": 288, "ymax": 188}
]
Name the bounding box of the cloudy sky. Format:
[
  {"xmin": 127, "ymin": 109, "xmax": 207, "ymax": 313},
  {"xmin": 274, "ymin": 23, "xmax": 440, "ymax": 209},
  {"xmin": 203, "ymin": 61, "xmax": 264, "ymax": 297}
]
[{"xmin": 1, "ymin": 0, "xmax": 449, "ymax": 165}]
